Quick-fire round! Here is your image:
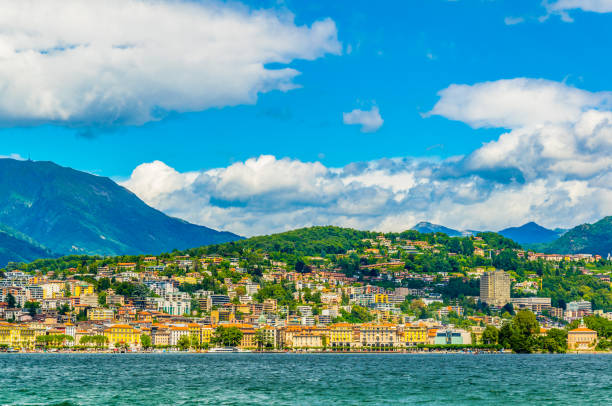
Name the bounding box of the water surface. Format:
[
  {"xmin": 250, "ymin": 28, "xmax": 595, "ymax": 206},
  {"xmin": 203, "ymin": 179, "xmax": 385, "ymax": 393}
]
[{"xmin": 0, "ymin": 353, "xmax": 610, "ymax": 405}]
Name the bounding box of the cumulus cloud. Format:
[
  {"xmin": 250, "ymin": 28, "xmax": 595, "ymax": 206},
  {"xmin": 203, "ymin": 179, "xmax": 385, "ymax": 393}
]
[
  {"xmin": 428, "ymin": 78, "xmax": 612, "ymax": 129},
  {"xmin": 343, "ymin": 106, "xmax": 384, "ymax": 132},
  {"xmin": 0, "ymin": 0, "xmax": 340, "ymax": 126},
  {"xmin": 121, "ymin": 79, "xmax": 612, "ymax": 236}
]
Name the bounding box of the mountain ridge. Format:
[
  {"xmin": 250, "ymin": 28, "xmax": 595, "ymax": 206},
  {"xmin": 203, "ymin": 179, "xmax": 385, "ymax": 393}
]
[
  {"xmin": 0, "ymin": 158, "xmax": 240, "ymax": 262},
  {"xmin": 543, "ymin": 216, "xmax": 612, "ymax": 256}
]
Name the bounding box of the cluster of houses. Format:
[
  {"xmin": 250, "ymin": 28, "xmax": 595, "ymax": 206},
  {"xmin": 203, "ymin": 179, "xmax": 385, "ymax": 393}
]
[{"xmin": 0, "ymin": 235, "xmax": 609, "ymax": 352}]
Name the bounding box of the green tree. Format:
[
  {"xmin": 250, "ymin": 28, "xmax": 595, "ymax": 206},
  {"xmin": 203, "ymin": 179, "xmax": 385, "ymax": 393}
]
[
  {"xmin": 24, "ymin": 301, "xmax": 40, "ymax": 317},
  {"xmin": 254, "ymin": 329, "xmax": 267, "ymax": 351},
  {"xmin": 177, "ymin": 335, "xmax": 191, "ymax": 351},
  {"xmin": 482, "ymin": 325, "xmax": 499, "ymax": 345},
  {"xmin": 539, "ymin": 328, "xmax": 567, "ymax": 353},
  {"xmin": 140, "ymin": 334, "xmax": 152, "ymax": 350},
  {"xmin": 6, "ymin": 292, "xmax": 16, "ymax": 308},
  {"xmin": 212, "ymin": 326, "xmax": 243, "ymax": 347},
  {"xmin": 501, "ymin": 310, "xmax": 540, "ymax": 353}
]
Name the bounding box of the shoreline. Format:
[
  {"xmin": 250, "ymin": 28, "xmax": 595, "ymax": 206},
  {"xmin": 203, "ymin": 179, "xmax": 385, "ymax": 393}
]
[{"xmin": 1, "ymin": 349, "xmax": 608, "ymax": 355}]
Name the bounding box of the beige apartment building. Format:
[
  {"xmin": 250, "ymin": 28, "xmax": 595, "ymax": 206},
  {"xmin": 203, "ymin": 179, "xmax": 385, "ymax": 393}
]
[{"xmin": 480, "ymin": 270, "xmax": 510, "ymax": 307}]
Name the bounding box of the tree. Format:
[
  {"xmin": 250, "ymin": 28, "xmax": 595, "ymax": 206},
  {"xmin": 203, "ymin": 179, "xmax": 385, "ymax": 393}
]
[
  {"xmin": 58, "ymin": 303, "xmax": 70, "ymax": 315},
  {"xmin": 539, "ymin": 328, "xmax": 567, "ymax": 353},
  {"xmin": 212, "ymin": 326, "xmax": 243, "ymax": 347},
  {"xmin": 500, "ymin": 310, "xmax": 540, "ymax": 353},
  {"xmin": 482, "ymin": 325, "xmax": 499, "ymax": 345},
  {"xmin": 254, "ymin": 329, "xmax": 267, "ymax": 351},
  {"xmin": 6, "ymin": 292, "xmax": 16, "ymax": 308},
  {"xmin": 177, "ymin": 335, "xmax": 191, "ymax": 351},
  {"xmin": 501, "ymin": 302, "xmax": 515, "ymax": 316},
  {"xmin": 24, "ymin": 301, "xmax": 40, "ymax": 317},
  {"xmin": 140, "ymin": 334, "xmax": 152, "ymax": 350}
]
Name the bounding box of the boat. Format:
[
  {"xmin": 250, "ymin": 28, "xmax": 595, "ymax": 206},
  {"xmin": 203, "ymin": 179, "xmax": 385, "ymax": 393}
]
[{"xmin": 208, "ymin": 347, "xmax": 238, "ymax": 353}]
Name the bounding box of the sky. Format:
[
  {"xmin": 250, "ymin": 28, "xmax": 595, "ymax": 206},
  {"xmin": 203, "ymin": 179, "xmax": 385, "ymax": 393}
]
[{"xmin": 0, "ymin": 0, "xmax": 611, "ymax": 236}]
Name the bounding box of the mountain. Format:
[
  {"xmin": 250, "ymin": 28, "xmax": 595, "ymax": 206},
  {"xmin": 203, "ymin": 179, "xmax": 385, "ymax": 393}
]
[
  {"xmin": 411, "ymin": 222, "xmax": 463, "ymax": 237},
  {"xmin": 411, "ymin": 222, "xmax": 480, "ymax": 237},
  {"xmin": 0, "ymin": 224, "xmax": 57, "ymax": 265},
  {"xmin": 543, "ymin": 216, "xmax": 612, "ymax": 256},
  {"xmin": 0, "ymin": 158, "xmax": 240, "ymax": 260},
  {"xmin": 498, "ymin": 222, "xmax": 565, "ymax": 245}
]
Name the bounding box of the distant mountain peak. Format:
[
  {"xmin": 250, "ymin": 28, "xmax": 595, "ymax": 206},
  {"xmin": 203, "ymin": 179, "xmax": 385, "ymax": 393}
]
[
  {"xmin": 498, "ymin": 222, "xmax": 563, "ymax": 245},
  {"xmin": 411, "ymin": 221, "xmax": 464, "ymax": 237}
]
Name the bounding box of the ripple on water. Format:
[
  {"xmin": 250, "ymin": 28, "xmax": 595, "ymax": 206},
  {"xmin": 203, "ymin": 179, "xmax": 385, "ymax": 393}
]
[{"xmin": 0, "ymin": 354, "xmax": 610, "ymax": 405}]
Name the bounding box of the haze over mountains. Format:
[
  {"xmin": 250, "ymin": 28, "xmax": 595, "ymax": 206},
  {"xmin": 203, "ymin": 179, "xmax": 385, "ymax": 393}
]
[{"xmin": 0, "ymin": 159, "xmax": 240, "ymax": 263}]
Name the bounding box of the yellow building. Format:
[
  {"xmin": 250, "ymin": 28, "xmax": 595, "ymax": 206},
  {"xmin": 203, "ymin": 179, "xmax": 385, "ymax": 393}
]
[
  {"xmin": 568, "ymin": 322, "xmax": 598, "ymax": 351},
  {"xmin": 174, "ymin": 276, "xmax": 198, "ymax": 285},
  {"xmin": 374, "ymin": 294, "xmax": 389, "ymax": 304},
  {"xmin": 0, "ymin": 323, "xmax": 45, "ymax": 349},
  {"xmin": 72, "ymin": 283, "xmax": 94, "ymax": 297},
  {"xmin": 328, "ymin": 323, "xmax": 353, "ymax": 348},
  {"xmin": 104, "ymin": 324, "xmax": 141, "ymax": 348},
  {"xmin": 210, "ymin": 309, "xmax": 236, "ymax": 324},
  {"xmin": 200, "ymin": 325, "xmax": 215, "ymax": 346},
  {"xmin": 401, "ymin": 324, "xmax": 428, "ymax": 346}
]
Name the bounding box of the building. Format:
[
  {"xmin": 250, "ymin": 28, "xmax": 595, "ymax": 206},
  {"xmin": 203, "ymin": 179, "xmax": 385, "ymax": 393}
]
[
  {"xmin": 510, "ymin": 297, "xmax": 551, "ymax": 314},
  {"xmin": 359, "ymin": 323, "xmax": 398, "ymax": 349},
  {"xmin": 87, "ymin": 308, "xmax": 115, "ymax": 321},
  {"xmin": 169, "ymin": 326, "xmax": 190, "ymax": 346},
  {"xmin": 328, "ymin": 323, "xmax": 353, "ymax": 349},
  {"xmin": 79, "ymin": 294, "xmax": 99, "ymax": 307},
  {"xmin": 292, "ymin": 331, "xmax": 324, "ymax": 349},
  {"xmin": 262, "ymin": 298, "xmax": 277, "ymax": 313},
  {"xmin": 401, "ymin": 324, "xmax": 428, "ymax": 346},
  {"xmin": 103, "ymin": 324, "xmax": 141, "ymax": 348},
  {"xmin": 206, "ymin": 295, "xmax": 230, "ymax": 311},
  {"xmin": 480, "ymin": 270, "xmax": 510, "ymax": 307},
  {"xmin": 434, "ymin": 329, "xmax": 472, "ymax": 345},
  {"xmin": 567, "ymin": 321, "xmax": 598, "ymax": 351}
]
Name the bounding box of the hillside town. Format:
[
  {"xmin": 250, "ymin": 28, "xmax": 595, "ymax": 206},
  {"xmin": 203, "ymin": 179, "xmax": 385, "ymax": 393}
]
[{"xmin": 0, "ymin": 229, "xmax": 610, "ymax": 353}]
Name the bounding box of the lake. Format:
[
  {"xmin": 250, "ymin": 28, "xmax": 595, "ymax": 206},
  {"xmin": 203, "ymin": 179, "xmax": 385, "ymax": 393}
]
[{"xmin": 0, "ymin": 353, "xmax": 610, "ymax": 405}]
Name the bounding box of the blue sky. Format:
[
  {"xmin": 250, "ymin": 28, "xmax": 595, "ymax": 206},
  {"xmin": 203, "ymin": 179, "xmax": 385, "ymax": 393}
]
[{"xmin": 1, "ymin": 0, "xmax": 611, "ymax": 235}]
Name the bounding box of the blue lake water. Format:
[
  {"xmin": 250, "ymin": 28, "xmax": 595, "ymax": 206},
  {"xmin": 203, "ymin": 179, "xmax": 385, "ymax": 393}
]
[{"xmin": 0, "ymin": 353, "xmax": 610, "ymax": 405}]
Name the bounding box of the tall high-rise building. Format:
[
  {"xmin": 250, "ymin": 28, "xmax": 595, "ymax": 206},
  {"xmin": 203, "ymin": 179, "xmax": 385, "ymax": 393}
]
[{"xmin": 480, "ymin": 270, "xmax": 510, "ymax": 307}]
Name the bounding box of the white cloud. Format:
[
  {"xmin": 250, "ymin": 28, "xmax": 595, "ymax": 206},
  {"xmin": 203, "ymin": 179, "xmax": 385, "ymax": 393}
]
[
  {"xmin": 0, "ymin": 0, "xmax": 340, "ymax": 126},
  {"xmin": 428, "ymin": 78, "xmax": 611, "ymax": 129},
  {"xmin": 121, "ymin": 78, "xmax": 612, "ymax": 237},
  {"xmin": 504, "ymin": 16, "xmax": 525, "ymax": 25},
  {"xmin": 342, "ymin": 106, "xmax": 384, "ymax": 132},
  {"xmin": 544, "ymin": 0, "xmax": 612, "ymax": 21},
  {"xmin": 0, "ymin": 153, "xmax": 26, "ymax": 161},
  {"xmin": 547, "ymin": 0, "xmax": 612, "ymax": 13}
]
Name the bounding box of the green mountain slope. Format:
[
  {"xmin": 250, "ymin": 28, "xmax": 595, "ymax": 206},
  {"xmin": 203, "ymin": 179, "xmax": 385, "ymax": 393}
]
[
  {"xmin": 544, "ymin": 216, "xmax": 612, "ymax": 256},
  {"xmin": 0, "ymin": 158, "xmax": 240, "ymax": 257},
  {"xmin": 0, "ymin": 224, "xmax": 56, "ymax": 265},
  {"xmin": 203, "ymin": 226, "xmax": 376, "ymax": 257}
]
